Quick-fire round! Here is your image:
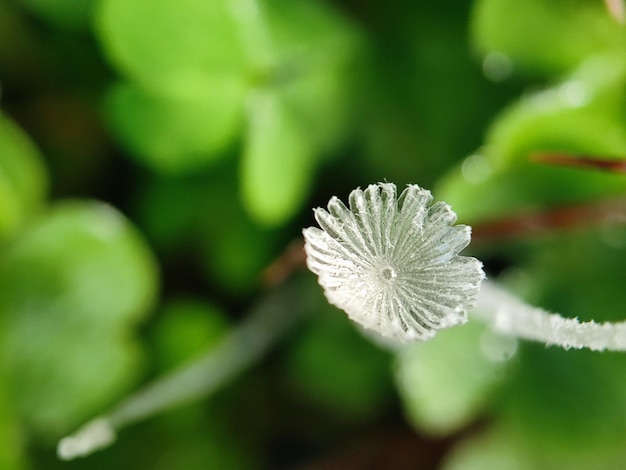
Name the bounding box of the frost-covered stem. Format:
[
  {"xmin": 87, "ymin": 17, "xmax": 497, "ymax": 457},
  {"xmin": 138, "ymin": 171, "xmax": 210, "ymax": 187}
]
[
  {"xmin": 57, "ymin": 278, "xmax": 311, "ymax": 460},
  {"xmin": 473, "ymin": 280, "xmax": 626, "ymax": 351}
]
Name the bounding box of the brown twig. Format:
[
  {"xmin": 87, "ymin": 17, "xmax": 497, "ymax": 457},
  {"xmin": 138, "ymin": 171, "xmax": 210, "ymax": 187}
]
[
  {"xmin": 261, "ymin": 239, "xmax": 306, "ymax": 287},
  {"xmin": 472, "ymin": 197, "xmax": 626, "ymax": 241},
  {"xmin": 530, "ymin": 152, "xmax": 626, "ymax": 173}
]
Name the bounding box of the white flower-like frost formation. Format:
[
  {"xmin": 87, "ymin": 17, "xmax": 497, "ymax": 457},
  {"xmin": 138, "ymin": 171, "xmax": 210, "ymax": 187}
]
[{"xmin": 303, "ymin": 183, "xmax": 485, "ymax": 341}]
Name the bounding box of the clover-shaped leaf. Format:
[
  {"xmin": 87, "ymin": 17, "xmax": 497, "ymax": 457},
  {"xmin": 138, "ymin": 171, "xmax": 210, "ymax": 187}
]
[
  {"xmin": 106, "ymin": 79, "xmax": 246, "ymax": 173},
  {"xmin": 0, "ymin": 201, "xmax": 158, "ymax": 437},
  {"xmin": 97, "ymin": 0, "xmax": 247, "ymax": 92},
  {"xmin": 97, "ymin": 0, "xmax": 362, "ymax": 225}
]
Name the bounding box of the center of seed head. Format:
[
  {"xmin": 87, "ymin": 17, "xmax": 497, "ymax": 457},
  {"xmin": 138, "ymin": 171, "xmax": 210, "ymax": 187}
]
[{"xmin": 381, "ymin": 267, "xmax": 397, "ymax": 281}]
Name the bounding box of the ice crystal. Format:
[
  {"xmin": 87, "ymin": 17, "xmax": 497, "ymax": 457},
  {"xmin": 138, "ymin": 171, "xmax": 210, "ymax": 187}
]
[{"xmin": 303, "ymin": 183, "xmax": 485, "ymax": 341}]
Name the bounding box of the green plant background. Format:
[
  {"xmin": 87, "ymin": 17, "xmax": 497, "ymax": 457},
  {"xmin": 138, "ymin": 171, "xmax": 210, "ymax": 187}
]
[{"xmin": 1, "ymin": 0, "xmax": 625, "ymax": 468}]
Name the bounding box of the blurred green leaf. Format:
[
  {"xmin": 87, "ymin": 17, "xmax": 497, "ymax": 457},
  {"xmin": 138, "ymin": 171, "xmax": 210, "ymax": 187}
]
[
  {"xmin": 151, "ymin": 432, "xmax": 254, "ymax": 470},
  {"xmin": 443, "ymin": 425, "xmax": 528, "ymax": 470},
  {"xmin": 264, "ymin": 0, "xmax": 362, "ymax": 151},
  {"xmin": 460, "ymin": 228, "xmax": 626, "ymax": 470},
  {"xmin": 0, "ymin": 378, "xmax": 28, "ymax": 470},
  {"xmin": 96, "ymin": 0, "xmax": 247, "ymax": 93},
  {"xmin": 135, "ymin": 168, "xmax": 278, "ymax": 294},
  {"xmin": 241, "ymin": 90, "xmax": 315, "ymax": 226},
  {"xmin": 97, "ymin": 0, "xmax": 360, "ymax": 227},
  {"xmin": 264, "ymin": 0, "xmax": 358, "ymax": 61},
  {"xmin": 0, "ymin": 201, "xmax": 158, "ymax": 437},
  {"xmin": 16, "ymin": 0, "xmax": 97, "ymax": 31},
  {"xmin": 106, "ymin": 78, "xmax": 246, "ymax": 173},
  {"xmin": 197, "ymin": 180, "xmax": 278, "ymax": 293},
  {"xmin": 134, "ymin": 173, "xmax": 214, "ymax": 253},
  {"xmin": 285, "ymin": 302, "xmax": 393, "ymax": 419},
  {"xmin": 198, "ymin": 213, "xmax": 276, "ymax": 293},
  {"xmin": 438, "ymin": 57, "xmax": 626, "ymax": 223},
  {"xmin": 0, "ymin": 114, "xmax": 47, "ymax": 240},
  {"xmin": 487, "ymin": 56, "xmax": 626, "ymax": 165},
  {"xmin": 151, "ymin": 298, "xmax": 229, "ymax": 372},
  {"xmin": 280, "ymin": 65, "xmax": 356, "ymax": 154},
  {"xmin": 472, "ymin": 0, "xmax": 626, "ymax": 77},
  {"xmin": 502, "ymin": 344, "xmax": 626, "ymax": 450},
  {"xmin": 501, "ymin": 225, "xmax": 626, "ymax": 323},
  {"xmin": 445, "ymin": 335, "xmax": 626, "ymax": 470},
  {"xmin": 455, "ymin": 425, "xmax": 626, "ymax": 470},
  {"xmin": 396, "ymin": 321, "xmax": 514, "ymax": 436}
]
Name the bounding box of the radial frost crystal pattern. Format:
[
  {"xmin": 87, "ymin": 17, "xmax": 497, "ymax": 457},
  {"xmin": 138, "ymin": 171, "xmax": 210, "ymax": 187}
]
[{"xmin": 303, "ymin": 183, "xmax": 485, "ymax": 342}]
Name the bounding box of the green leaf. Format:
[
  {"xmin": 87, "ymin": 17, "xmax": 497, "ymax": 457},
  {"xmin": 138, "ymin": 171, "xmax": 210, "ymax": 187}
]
[
  {"xmin": 241, "ymin": 90, "xmax": 315, "ymax": 226},
  {"xmin": 135, "ymin": 169, "xmax": 278, "ymax": 294},
  {"xmin": 472, "ymin": 0, "xmax": 626, "ymax": 77},
  {"xmin": 280, "ymin": 65, "xmax": 357, "ymax": 154},
  {"xmin": 285, "ymin": 301, "xmax": 393, "ymax": 419},
  {"xmin": 195, "ymin": 165, "xmax": 279, "ymax": 293},
  {"xmin": 106, "ymin": 79, "xmax": 246, "ymax": 173},
  {"xmin": 444, "ymin": 421, "xmax": 626, "ymax": 470},
  {"xmin": 264, "ymin": 0, "xmax": 360, "ymax": 61},
  {"xmin": 198, "ymin": 213, "xmax": 277, "ymax": 294},
  {"xmin": 437, "ymin": 58, "xmax": 626, "ymax": 223},
  {"xmin": 16, "ymin": 0, "xmax": 97, "ymax": 30},
  {"xmin": 0, "ymin": 378, "xmax": 28, "ymax": 470},
  {"xmin": 479, "ymin": 230, "xmax": 626, "ymax": 463},
  {"xmin": 146, "ymin": 431, "xmax": 254, "ymax": 470},
  {"xmin": 0, "ymin": 114, "xmax": 47, "ymax": 240},
  {"xmin": 504, "ymin": 345, "xmax": 626, "ymax": 446},
  {"xmin": 396, "ymin": 321, "xmax": 513, "ymax": 436},
  {"xmin": 500, "ymin": 225, "xmax": 626, "ymax": 323},
  {"xmin": 0, "ymin": 201, "xmax": 159, "ymax": 437},
  {"xmin": 442, "ymin": 426, "xmax": 532, "ymax": 470},
  {"xmin": 264, "ymin": 0, "xmax": 363, "ymax": 152},
  {"xmin": 443, "ymin": 346, "xmax": 626, "ymax": 470},
  {"xmin": 151, "ymin": 299, "xmax": 229, "ymax": 372},
  {"xmin": 96, "ymin": 0, "xmax": 247, "ymax": 93}
]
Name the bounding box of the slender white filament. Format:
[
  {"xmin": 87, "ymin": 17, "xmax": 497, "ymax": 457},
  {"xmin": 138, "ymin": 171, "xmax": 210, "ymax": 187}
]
[
  {"xmin": 57, "ymin": 278, "xmax": 310, "ymax": 460},
  {"xmin": 474, "ymin": 280, "xmax": 626, "ymax": 351},
  {"xmin": 57, "ymin": 418, "xmax": 115, "ymax": 460}
]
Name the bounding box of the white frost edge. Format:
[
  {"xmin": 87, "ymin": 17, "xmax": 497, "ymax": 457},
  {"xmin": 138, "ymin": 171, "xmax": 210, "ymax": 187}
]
[
  {"xmin": 57, "ymin": 417, "xmax": 116, "ymax": 460},
  {"xmin": 474, "ymin": 280, "xmax": 626, "ymax": 351}
]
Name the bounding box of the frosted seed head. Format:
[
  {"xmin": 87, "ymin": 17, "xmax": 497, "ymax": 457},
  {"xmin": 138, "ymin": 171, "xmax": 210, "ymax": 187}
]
[{"xmin": 303, "ymin": 182, "xmax": 485, "ymax": 342}]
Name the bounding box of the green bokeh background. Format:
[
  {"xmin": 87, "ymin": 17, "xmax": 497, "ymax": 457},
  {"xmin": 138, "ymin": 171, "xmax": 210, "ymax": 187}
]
[{"xmin": 1, "ymin": 0, "xmax": 625, "ymax": 468}]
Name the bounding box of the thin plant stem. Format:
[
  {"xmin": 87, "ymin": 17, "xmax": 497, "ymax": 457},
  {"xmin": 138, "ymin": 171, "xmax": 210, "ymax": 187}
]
[
  {"xmin": 57, "ymin": 276, "xmax": 313, "ymax": 460},
  {"xmin": 57, "ymin": 273, "xmax": 626, "ymax": 461},
  {"xmin": 473, "ymin": 280, "xmax": 626, "ymax": 351}
]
